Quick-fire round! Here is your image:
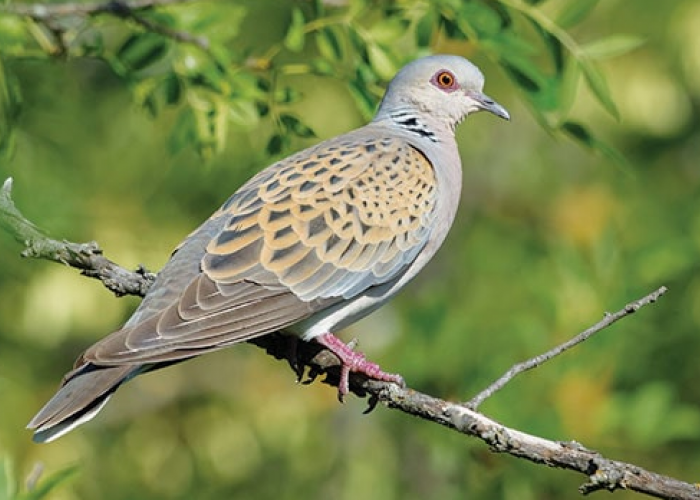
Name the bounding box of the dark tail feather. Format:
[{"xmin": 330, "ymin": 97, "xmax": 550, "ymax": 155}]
[{"xmin": 27, "ymin": 364, "xmax": 138, "ymax": 443}]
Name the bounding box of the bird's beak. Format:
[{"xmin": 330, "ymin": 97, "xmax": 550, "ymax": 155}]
[{"xmin": 467, "ymin": 91, "xmax": 510, "ymax": 121}]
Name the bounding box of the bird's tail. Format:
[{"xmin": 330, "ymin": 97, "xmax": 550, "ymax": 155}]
[{"xmin": 27, "ymin": 364, "xmax": 138, "ymax": 443}]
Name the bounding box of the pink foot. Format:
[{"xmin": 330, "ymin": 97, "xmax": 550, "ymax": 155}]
[{"xmin": 315, "ymin": 333, "xmax": 405, "ymax": 400}]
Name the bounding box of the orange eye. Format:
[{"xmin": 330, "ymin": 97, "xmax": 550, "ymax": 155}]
[{"xmin": 435, "ymin": 71, "xmax": 455, "ymax": 88}]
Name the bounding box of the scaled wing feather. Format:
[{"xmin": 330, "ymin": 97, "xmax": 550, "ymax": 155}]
[{"xmin": 83, "ymin": 133, "xmax": 438, "ymax": 364}]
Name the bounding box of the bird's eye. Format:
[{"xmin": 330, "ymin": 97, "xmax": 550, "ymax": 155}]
[
  {"xmin": 433, "ymin": 69, "xmax": 457, "ymax": 90},
  {"xmin": 437, "ymin": 72, "xmax": 454, "ymax": 87}
]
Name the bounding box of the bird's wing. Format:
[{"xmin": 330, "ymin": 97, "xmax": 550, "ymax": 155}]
[{"xmin": 84, "ymin": 134, "xmax": 438, "ymax": 364}]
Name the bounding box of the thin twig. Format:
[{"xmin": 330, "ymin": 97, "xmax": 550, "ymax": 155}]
[
  {"xmin": 0, "ymin": 0, "xmax": 196, "ymax": 18},
  {"xmin": 104, "ymin": 0, "xmax": 209, "ymax": 50},
  {"xmin": 466, "ymin": 286, "xmax": 669, "ymax": 409},
  {"xmin": 0, "ymin": 0, "xmax": 210, "ymax": 52}
]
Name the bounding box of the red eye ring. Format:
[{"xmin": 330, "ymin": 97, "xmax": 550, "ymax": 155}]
[{"xmin": 432, "ymin": 70, "xmax": 457, "ymax": 91}]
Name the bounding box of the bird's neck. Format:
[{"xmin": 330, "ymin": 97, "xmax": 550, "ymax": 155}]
[{"xmin": 373, "ymin": 105, "xmax": 456, "ymax": 143}]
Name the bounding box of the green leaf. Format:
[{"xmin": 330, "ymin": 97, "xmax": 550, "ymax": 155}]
[
  {"xmin": 557, "ymin": 0, "xmax": 599, "ymax": 28},
  {"xmin": 200, "ymin": 101, "xmax": 227, "ymax": 158},
  {"xmin": 561, "ymin": 120, "xmax": 627, "ymax": 164},
  {"xmin": 24, "ymin": 19, "xmax": 60, "ymax": 57},
  {"xmin": 274, "ymin": 87, "xmax": 302, "ymax": 104},
  {"xmin": 415, "ymin": 10, "xmax": 436, "ymax": 47},
  {"xmin": 284, "ymin": 7, "xmax": 306, "ymax": 53},
  {"xmin": 116, "ymin": 33, "xmax": 169, "ymax": 72},
  {"xmin": 280, "ymin": 113, "xmax": 315, "ymax": 138},
  {"xmin": 168, "ymin": 108, "xmax": 195, "ymax": 155},
  {"xmin": 162, "ymin": 73, "xmax": 182, "ymax": 105},
  {"xmin": 310, "ymin": 57, "xmax": 336, "ymax": 76},
  {"xmin": 314, "ymin": 27, "xmax": 343, "ymax": 61},
  {"xmin": 266, "ymin": 133, "xmax": 288, "ymax": 156},
  {"xmin": 546, "ymin": 31, "xmax": 565, "ymax": 74},
  {"xmin": 207, "ymin": 42, "xmax": 235, "ymax": 73},
  {"xmin": 440, "ymin": 16, "xmax": 467, "ymax": 40},
  {"xmin": 312, "ymin": 0, "xmax": 326, "ymax": 17},
  {"xmin": 500, "ymin": 59, "xmax": 543, "ymax": 94},
  {"xmin": 457, "ymin": 1, "xmax": 504, "ymax": 38},
  {"xmin": 132, "ymin": 78, "xmax": 159, "ymax": 116},
  {"xmin": 132, "ymin": 73, "xmax": 182, "ymax": 117},
  {"xmin": 230, "ymin": 71, "xmax": 266, "ymax": 101},
  {"xmin": 369, "ymin": 18, "xmax": 409, "ymax": 45},
  {"xmin": 0, "ymin": 58, "xmax": 20, "ymax": 161},
  {"xmin": 256, "ymin": 101, "xmax": 269, "ymax": 117},
  {"xmin": 172, "ymin": 90, "xmax": 229, "ymax": 158},
  {"xmin": 528, "ymin": 19, "xmax": 565, "ymax": 73},
  {"xmin": 491, "ymin": 2, "xmax": 514, "ymax": 28},
  {"xmin": 366, "ymin": 44, "xmax": 396, "ymax": 81},
  {"xmin": 579, "ymin": 59, "xmax": 619, "ymax": 119},
  {"xmin": 348, "ymin": 80, "xmax": 377, "ymax": 120},
  {"xmin": 534, "ymin": 76, "xmax": 561, "ymax": 112},
  {"xmin": 228, "ymin": 99, "xmax": 259, "ymax": 130},
  {"xmin": 202, "ymin": 65, "xmax": 231, "ymax": 95},
  {"xmin": 355, "ymin": 62, "xmax": 377, "ymax": 86},
  {"xmin": 173, "ymin": 46, "xmax": 231, "ymax": 95},
  {"xmin": 0, "ymin": 58, "xmax": 21, "ymax": 122},
  {"xmin": 557, "ymin": 57, "xmax": 580, "ymax": 120},
  {"xmin": 347, "ymin": 27, "xmax": 368, "ymax": 60},
  {"xmin": 562, "ymin": 121, "xmax": 593, "ymax": 146},
  {"xmin": 164, "ymin": 2, "xmax": 247, "ymax": 41},
  {"xmin": 580, "ymin": 35, "xmax": 645, "ymax": 60},
  {"xmin": 498, "ymin": 53, "xmax": 562, "ymax": 113}
]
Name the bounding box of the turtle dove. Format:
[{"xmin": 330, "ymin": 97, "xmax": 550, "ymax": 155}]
[{"xmin": 28, "ymin": 54, "xmax": 509, "ymax": 443}]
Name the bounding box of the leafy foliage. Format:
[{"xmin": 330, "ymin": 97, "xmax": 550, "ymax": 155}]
[{"xmin": 0, "ymin": 0, "xmax": 638, "ymax": 159}]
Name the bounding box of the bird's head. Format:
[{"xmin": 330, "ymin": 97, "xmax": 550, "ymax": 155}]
[{"xmin": 376, "ymin": 55, "xmax": 510, "ymax": 131}]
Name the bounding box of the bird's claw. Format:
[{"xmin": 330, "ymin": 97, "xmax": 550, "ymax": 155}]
[{"xmin": 315, "ymin": 332, "xmax": 404, "ymax": 401}]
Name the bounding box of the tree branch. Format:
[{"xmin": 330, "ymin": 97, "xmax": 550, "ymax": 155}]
[
  {"xmin": 0, "ymin": 0, "xmax": 196, "ymax": 17},
  {"xmin": 252, "ymin": 326, "xmax": 697, "ymax": 500},
  {"xmin": 0, "ymin": 0, "xmax": 210, "ymax": 52},
  {"xmin": 3, "ymin": 178, "xmax": 693, "ymax": 499},
  {"xmin": 466, "ymin": 286, "xmax": 669, "ymax": 409}
]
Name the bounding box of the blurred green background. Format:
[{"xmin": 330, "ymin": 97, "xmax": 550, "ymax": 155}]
[{"xmin": 1, "ymin": 0, "xmax": 700, "ymax": 499}]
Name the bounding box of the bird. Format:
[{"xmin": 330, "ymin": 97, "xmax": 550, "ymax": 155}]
[{"xmin": 27, "ymin": 54, "xmax": 509, "ymax": 443}]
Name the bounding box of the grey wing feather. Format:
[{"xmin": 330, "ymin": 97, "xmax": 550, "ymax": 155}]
[{"xmin": 27, "ymin": 364, "xmax": 135, "ymax": 442}]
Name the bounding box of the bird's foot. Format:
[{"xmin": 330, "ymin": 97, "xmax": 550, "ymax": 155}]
[{"xmin": 315, "ymin": 333, "xmax": 405, "ymax": 401}]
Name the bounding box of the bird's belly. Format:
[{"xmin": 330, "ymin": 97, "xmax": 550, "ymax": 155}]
[{"xmin": 287, "ymin": 283, "xmax": 395, "ymax": 340}]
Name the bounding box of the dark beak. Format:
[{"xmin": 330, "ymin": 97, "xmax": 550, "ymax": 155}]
[{"xmin": 468, "ymin": 91, "xmax": 510, "ymax": 121}]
